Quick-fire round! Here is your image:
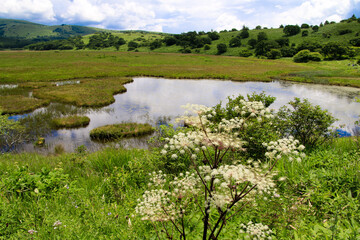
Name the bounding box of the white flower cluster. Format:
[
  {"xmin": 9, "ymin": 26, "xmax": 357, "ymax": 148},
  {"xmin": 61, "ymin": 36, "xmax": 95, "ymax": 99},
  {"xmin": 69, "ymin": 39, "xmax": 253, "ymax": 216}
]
[
  {"xmin": 199, "ymin": 164, "xmax": 277, "ymax": 208},
  {"xmin": 239, "ymin": 221, "xmax": 273, "ymax": 240},
  {"xmin": 148, "ymin": 170, "xmax": 167, "ymax": 188},
  {"xmin": 136, "ymin": 171, "xmax": 201, "ymax": 222},
  {"xmin": 161, "ymin": 131, "xmax": 246, "ymax": 159},
  {"xmin": 135, "ymin": 189, "xmax": 175, "ymax": 221},
  {"xmin": 235, "ymin": 100, "xmax": 274, "ymax": 120},
  {"xmin": 263, "ymin": 136, "xmax": 306, "ymax": 161}
]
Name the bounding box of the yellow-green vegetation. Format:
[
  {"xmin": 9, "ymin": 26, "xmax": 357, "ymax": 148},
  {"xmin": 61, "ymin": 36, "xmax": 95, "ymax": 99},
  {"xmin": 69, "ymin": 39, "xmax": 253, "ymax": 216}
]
[
  {"xmin": 52, "ymin": 115, "xmax": 90, "ymax": 129},
  {"xmin": 90, "ymin": 123, "xmax": 154, "ymax": 140},
  {"xmin": 32, "ymin": 77, "xmax": 133, "ymax": 107},
  {"xmin": 0, "ymin": 95, "xmax": 49, "ymax": 114}
]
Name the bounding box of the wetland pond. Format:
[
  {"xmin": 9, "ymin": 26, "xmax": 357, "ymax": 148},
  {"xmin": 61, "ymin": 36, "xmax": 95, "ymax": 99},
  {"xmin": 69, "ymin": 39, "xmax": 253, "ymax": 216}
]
[{"xmin": 10, "ymin": 77, "xmax": 360, "ymax": 153}]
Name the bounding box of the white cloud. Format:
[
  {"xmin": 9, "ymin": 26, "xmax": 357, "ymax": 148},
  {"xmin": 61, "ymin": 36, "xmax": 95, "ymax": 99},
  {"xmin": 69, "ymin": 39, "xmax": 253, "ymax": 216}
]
[
  {"xmin": 0, "ymin": 0, "xmax": 358, "ymax": 33},
  {"xmin": 0, "ymin": 0, "xmax": 55, "ymax": 21},
  {"xmin": 273, "ymin": 0, "xmax": 353, "ymax": 26}
]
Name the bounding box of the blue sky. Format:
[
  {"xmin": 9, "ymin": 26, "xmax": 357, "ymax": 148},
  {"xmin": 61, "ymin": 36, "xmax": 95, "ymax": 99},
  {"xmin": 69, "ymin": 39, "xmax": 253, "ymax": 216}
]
[{"xmin": 1, "ymin": 0, "xmax": 359, "ymax": 33}]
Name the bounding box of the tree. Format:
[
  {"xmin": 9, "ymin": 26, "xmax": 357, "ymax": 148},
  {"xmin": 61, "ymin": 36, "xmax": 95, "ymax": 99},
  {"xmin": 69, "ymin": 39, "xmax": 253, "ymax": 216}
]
[
  {"xmin": 257, "ymin": 32, "xmax": 268, "ymax": 41},
  {"xmin": 248, "ymin": 39, "xmax": 257, "ymax": 49},
  {"xmin": 297, "ymin": 40, "xmax": 322, "ymax": 52},
  {"xmin": 207, "ymin": 31, "xmax": 220, "ymax": 40},
  {"xmin": 216, "ymin": 43, "xmax": 227, "ymax": 54},
  {"xmin": 267, "ymin": 49, "xmax": 282, "ymax": 59},
  {"xmin": 239, "ymin": 29, "xmax": 249, "ymax": 39},
  {"xmin": 283, "ymin": 25, "xmax": 301, "ymax": 36},
  {"xmin": 150, "ymin": 39, "xmax": 162, "ymax": 50},
  {"xmin": 127, "ymin": 41, "xmax": 139, "ymax": 51},
  {"xmin": 163, "ymin": 36, "xmax": 177, "ymax": 46},
  {"xmin": 312, "ymin": 25, "xmax": 319, "ymax": 32},
  {"xmin": 321, "ymin": 42, "xmax": 348, "ymax": 60},
  {"xmin": 255, "ymin": 40, "xmax": 280, "ymax": 57},
  {"xmin": 302, "ymin": 30, "xmax": 309, "ymax": 37},
  {"xmin": 301, "ymin": 23, "xmax": 310, "ymax": 29},
  {"xmin": 114, "ymin": 37, "xmax": 126, "ymax": 50},
  {"xmin": 229, "ymin": 37, "xmax": 241, "ymax": 47}
]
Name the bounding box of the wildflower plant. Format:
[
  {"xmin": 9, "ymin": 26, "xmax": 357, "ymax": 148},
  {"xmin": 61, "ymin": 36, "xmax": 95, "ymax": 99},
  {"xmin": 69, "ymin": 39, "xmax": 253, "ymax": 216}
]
[{"xmin": 135, "ymin": 99, "xmax": 305, "ymax": 239}]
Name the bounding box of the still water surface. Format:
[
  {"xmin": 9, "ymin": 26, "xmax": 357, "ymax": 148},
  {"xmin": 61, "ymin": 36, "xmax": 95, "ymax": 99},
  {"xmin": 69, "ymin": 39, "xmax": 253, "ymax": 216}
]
[{"xmin": 19, "ymin": 77, "xmax": 360, "ymax": 153}]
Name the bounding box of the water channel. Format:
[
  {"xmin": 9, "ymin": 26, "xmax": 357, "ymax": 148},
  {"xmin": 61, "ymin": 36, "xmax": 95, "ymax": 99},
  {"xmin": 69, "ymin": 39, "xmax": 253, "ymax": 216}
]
[{"xmin": 10, "ymin": 77, "xmax": 360, "ymax": 153}]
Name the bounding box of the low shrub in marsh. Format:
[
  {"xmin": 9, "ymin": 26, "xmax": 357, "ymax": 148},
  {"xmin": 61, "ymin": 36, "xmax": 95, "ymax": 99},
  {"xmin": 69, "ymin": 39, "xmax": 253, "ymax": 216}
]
[
  {"xmin": 52, "ymin": 115, "xmax": 90, "ymax": 129},
  {"xmin": 90, "ymin": 123, "xmax": 154, "ymax": 141}
]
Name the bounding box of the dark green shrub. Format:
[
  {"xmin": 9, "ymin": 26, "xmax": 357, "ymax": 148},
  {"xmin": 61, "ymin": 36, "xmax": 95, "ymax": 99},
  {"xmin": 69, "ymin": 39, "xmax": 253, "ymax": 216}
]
[
  {"xmin": 308, "ymin": 52, "xmax": 323, "ymax": 61},
  {"xmin": 302, "ymin": 30, "xmax": 309, "ymax": 37},
  {"xmin": 257, "ymin": 32, "xmax": 268, "ymax": 41},
  {"xmin": 275, "ymin": 98, "xmax": 337, "ymax": 147},
  {"xmin": 280, "ymin": 46, "xmax": 297, "ymax": 57},
  {"xmin": 267, "ymin": 49, "xmax": 282, "ymax": 59},
  {"xmin": 229, "ymin": 37, "xmax": 241, "ymax": 47},
  {"xmin": 216, "ymin": 43, "xmax": 227, "ymax": 54},
  {"xmin": 239, "ymin": 29, "xmax": 249, "ymax": 39},
  {"xmin": 283, "ymin": 25, "xmax": 301, "ymax": 36},
  {"xmin": 204, "ymin": 44, "xmax": 210, "ymax": 50},
  {"xmin": 239, "ymin": 49, "xmax": 253, "ymax": 57}
]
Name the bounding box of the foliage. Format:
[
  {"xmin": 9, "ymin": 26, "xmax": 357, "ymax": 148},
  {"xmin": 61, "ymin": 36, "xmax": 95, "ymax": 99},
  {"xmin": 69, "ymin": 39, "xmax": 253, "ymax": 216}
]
[
  {"xmin": 216, "ymin": 43, "xmax": 227, "ymax": 54},
  {"xmin": 267, "ymin": 49, "xmax": 282, "ymax": 59},
  {"xmin": 247, "ymin": 38, "xmax": 257, "ymax": 49},
  {"xmin": 255, "ymin": 40, "xmax": 280, "ymax": 57},
  {"xmin": 257, "ymin": 32, "xmax": 268, "ymax": 41},
  {"xmin": 293, "ymin": 50, "xmax": 322, "ymax": 62},
  {"xmin": 297, "ymin": 40, "xmax": 322, "ymax": 52},
  {"xmin": 207, "ymin": 31, "xmax": 220, "ymax": 40},
  {"xmin": 136, "ymin": 100, "xmax": 305, "ymax": 239},
  {"xmin": 321, "ymin": 42, "xmax": 349, "ymax": 60},
  {"xmin": 52, "ymin": 115, "xmax": 90, "ymax": 129},
  {"xmin": 239, "ymin": 29, "xmax": 249, "ymax": 39},
  {"xmin": 302, "ymin": 30, "xmax": 309, "ymax": 37},
  {"xmin": 283, "ymin": 25, "xmax": 301, "ymax": 36},
  {"xmin": 90, "ymin": 123, "xmax": 154, "ymax": 141},
  {"xmin": 0, "ymin": 112, "xmax": 27, "ymax": 152},
  {"xmin": 275, "ymin": 97, "xmax": 336, "ymax": 147},
  {"xmin": 229, "ymin": 37, "xmax": 241, "ymax": 47},
  {"xmin": 239, "ymin": 49, "xmax": 253, "ymax": 57}
]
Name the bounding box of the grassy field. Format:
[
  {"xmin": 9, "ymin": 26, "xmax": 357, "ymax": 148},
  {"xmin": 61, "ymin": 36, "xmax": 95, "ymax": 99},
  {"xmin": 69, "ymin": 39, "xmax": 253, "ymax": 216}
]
[
  {"xmin": 0, "ymin": 136, "xmax": 358, "ymax": 239},
  {"xmin": 0, "ymin": 51, "xmax": 359, "ymax": 114}
]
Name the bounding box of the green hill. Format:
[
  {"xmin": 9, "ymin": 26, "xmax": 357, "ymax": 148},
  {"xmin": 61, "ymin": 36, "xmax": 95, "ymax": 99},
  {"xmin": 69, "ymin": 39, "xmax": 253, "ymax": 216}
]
[
  {"xmin": 1, "ymin": 16, "xmax": 360, "ymax": 62},
  {"xmin": 0, "ymin": 19, "xmax": 99, "ymax": 39}
]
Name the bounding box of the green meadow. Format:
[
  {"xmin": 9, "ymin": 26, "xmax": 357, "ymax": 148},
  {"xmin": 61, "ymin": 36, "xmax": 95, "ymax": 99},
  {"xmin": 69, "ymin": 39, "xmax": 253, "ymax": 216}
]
[
  {"xmin": 0, "ymin": 50, "xmax": 360, "ymax": 113},
  {"xmin": 0, "ymin": 47, "xmax": 360, "ymax": 239}
]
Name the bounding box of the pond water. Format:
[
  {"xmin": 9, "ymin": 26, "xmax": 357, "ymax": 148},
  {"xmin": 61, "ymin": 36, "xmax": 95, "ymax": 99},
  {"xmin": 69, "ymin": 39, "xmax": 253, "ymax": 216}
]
[{"xmin": 15, "ymin": 77, "xmax": 360, "ymax": 153}]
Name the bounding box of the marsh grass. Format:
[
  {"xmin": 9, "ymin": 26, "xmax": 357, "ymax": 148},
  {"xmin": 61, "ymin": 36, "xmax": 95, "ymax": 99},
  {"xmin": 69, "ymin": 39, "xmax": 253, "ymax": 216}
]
[
  {"xmin": 0, "ymin": 95, "xmax": 50, "ymax": 114},
  {"xmin": 52, "ymin": 115, "xmax": 90, "ymax": 129},
  {"xmin": 33, "ymin": 77, "xmax": 133, "ymax": 107},
  {"xmin": 90, "ymin": 123, "xmax": 154, "ymax": 141}
]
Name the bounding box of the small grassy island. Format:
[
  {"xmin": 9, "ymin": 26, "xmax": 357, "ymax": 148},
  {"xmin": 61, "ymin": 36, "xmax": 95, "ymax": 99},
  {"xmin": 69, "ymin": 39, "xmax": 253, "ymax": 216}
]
[
  {"xmin": 52, "ymin": 115, "xmax": 90, "ymax": 129},
  {"xmin": 89, "ymin": 123, "xmax": 154, "ymax": 140}
]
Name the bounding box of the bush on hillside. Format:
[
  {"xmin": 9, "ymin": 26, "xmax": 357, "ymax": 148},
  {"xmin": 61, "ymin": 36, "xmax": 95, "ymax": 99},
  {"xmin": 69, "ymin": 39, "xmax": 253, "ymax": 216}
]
[
  {"xmin": 239, "ymin": 49, "xmax": 253, "ymax": 57},
  {"xmin": 293, "ymin": 50, "xmax": 322, "ymax": 62},
  {"xmin": 216, "ymin": 43, "xmax": 227, "ymax": 54},
  {"xmin": 283, "ymin": 25, "xmax": 301, "ymax": 36},
  {"xmin": 267, "ymin": 49, "xmax": 282, "ymax": 59}
]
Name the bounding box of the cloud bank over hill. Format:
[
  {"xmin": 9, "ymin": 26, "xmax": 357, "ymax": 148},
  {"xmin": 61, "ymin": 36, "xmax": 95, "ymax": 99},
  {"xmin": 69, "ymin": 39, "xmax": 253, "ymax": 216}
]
[{"xmin": 0, "ymin": 0, "xmax": 359, "ymax": 33}]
